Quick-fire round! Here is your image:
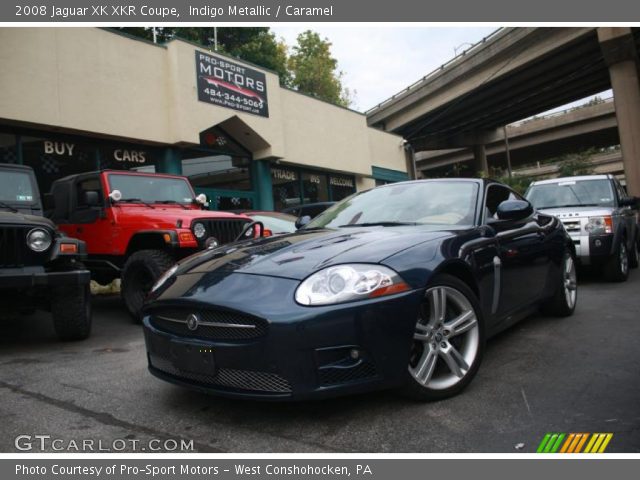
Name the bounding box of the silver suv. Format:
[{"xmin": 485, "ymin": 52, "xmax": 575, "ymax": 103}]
[{"xmin": 526, "ymin": 174, "xmax": 639, "ymax": 282}]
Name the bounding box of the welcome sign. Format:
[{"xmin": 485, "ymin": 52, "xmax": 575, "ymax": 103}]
[{"xmin": 195, "ymin": 51, "xmax": 269, "ymax": 117}]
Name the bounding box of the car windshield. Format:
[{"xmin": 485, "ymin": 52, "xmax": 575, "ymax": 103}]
[
  {"xmin": 526, "ymin": 179, "xmax": 615, "ymax": 209},
  {"xmin": 249, "ymin": 213, "xmax": 297, "ymax": 233},
  {"xmin": 0, "ymin": 170, "xmax": 37, "ymax": 204},
  {"xmin": 108, "ymin": 174, "xmax": 194, "ymax": 204},
  {"xmin": 305, "ymin": 181, "xmax": 479, "ymax": 229}
]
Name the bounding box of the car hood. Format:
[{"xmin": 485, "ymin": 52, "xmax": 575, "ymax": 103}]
[
  {"xmin": 537, "ymin": 206, "xmax": 614, "ymax": 219},
  {"xmin": 175, "ymin": 226, "xmax": 451, "ymax": 280},
  {"xmin": 112, "ymin": 205, "xmax": 250, "ymax": 226},
  {"xmin": 0, "ymin": 210, "xmax": 56, "ymax": 229}
]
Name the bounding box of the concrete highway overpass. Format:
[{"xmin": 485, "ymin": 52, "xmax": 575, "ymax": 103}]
[
  {"xmin": 416, "ymin": 97, "xmax": 619, "ymax": 174},
  {"xmin": 366, "ymin": 27, "xmax": 640, "ymax": 195}
]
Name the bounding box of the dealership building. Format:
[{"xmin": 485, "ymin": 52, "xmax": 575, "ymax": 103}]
[{"xmin": 0, "ymin": 28, "xmax": 409, "ymax": 211}]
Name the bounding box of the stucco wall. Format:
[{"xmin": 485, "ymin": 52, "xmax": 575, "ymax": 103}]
[{"xmin": 0, "ymin": 28, "xmax": 406, "ymax": 180}]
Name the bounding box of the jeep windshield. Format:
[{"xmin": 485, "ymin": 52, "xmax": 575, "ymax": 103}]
[
  {"xmin": 0, "ymin": 170, "xmax": 37, "ymax": 207},
  {"xmin": 107, "ymin": 174, "xmax": 195, "ymax": 204},
  {"xmin": 526, "ymin": 179, "xmax": 615, "ymax": 209}
]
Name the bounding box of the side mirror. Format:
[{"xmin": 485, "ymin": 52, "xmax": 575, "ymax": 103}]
[
  {"xmin": 496, "ymin": 200, "xmax": 533, "ymax": 222},
  {"xmin": 109, "ymin": 189, "xmax": 122, "ymax": 202},
  {"xmin": 195, "ymin": 193, "xmax": 209, "ymax": 208},
  {"xmin": 295, "ymin": 215, "xmax": 312, "ymax": 229},
  {"xmin": 84, "ymin": 191, "xmax": 100, "ymax": 207},
  {"xmin": 620, "ymin": 196, "xmax": 639, "ymax": 208}
]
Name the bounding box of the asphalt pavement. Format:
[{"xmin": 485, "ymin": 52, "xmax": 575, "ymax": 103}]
[{"xmin": 1, "ymin": 271, "xmax": 639, "ymax": 453}]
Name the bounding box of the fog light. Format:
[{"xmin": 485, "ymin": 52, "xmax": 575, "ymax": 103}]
[
  {"xmin": 350, "ymin": 349, "xmax": 360, "ymax": 360},
  {"xmin": 205, "ymin": 237, "xmax": 220, "ymax": 249}
]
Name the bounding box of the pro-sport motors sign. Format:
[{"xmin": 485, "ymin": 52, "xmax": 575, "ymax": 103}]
[{"xmin": 196, "ymin": 51, "xmax": 269, "ymax": 117}]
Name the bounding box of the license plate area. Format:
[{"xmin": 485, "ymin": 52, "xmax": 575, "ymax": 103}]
[{"xmin": 170, "ymin": 340, "xmax": 216, "ymax": 375}]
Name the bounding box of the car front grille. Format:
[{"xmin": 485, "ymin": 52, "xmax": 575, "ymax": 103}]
[
  {"xmin": 319, "ymin": 360, "xmax": 378, "ymax": 387},
  {"xmin": 0, "ymin": 226, "xmax": 28, "ymax": 267},
  {"xmin": 562, "ymin": 220, "xmax": 582, "ymax": 233},
  {"xmin": 149, "ymin": 353, "xmax": 292, "ymax": 393},
  {"xmin": 149, "ymin": 307, "xmax": 268, "ymax": 340},
  {"xmin": 193, "ymin": 219, "xmax": 249, "ymax": 245}
]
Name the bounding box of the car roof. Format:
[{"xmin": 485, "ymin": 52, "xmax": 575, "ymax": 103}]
[
  {"xmin": 530, "ymin": 174, "xmax": 612, "ymax": 186},
  {"xmin": 0, "ymin": 163, "xmax": 35, "ymax": 173},
  {"xmin": 53, "ymin": 169, "xmax": 189, "ymax": 183}
]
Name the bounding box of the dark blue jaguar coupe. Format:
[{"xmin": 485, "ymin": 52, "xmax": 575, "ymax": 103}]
[{"xmin": 142, "ymin": 179, "xmax": 577, "ymax": 401}]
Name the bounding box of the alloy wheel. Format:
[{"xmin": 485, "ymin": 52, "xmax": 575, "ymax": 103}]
[
  {"xmin": 409, "ymin": 285, "xmax": 480, "ymax": 390},
  {"xmin": 620, "ymin": 243, "xmax": 629, "ymax": 276},
  {"xmin": 563, "ymin": 255, "xmax": 577, "ymax": 309}
]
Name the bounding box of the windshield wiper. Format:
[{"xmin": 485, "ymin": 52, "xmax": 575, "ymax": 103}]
[
  {"xmin": 537, "ymin": 203, "xmax": 599, "ymax": 209},
  {"xmin": 338, "ymin": 221, "xmax": 419, "ymax": 228},
  {"xmin": 120, "ymin": 198, "xmax": 155, "ymax": 209},
  {"xmin": 0, "ymin": 201, "xmax": 18, "ymax": 213},
  {"xmin": 155, "ymin": 200, "xmax": 188, "ymax": 210}
]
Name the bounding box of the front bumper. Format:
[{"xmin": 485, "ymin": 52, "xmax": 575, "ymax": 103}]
[
  {"xmin": 0, "ymin": 266, "xmax": 91, "ymax": 289},
  {"xmin": 568, "ymin": 232, "xmax": 614, "ymax": 265},
  {"xmin": 142, "ymin": 273, "xmax": 423, "ymax": 401}
]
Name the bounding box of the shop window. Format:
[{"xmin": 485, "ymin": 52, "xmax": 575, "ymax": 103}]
[
  {"xmin": 213, "ymin": 195, "xmax": 253, "ymax": 211},
  {"xmin": 302, "ymin": 172, "xmax": 329, "ymax": 204},
  {"xmin": 329, "ymin": 175, "xmax": 356, "ymax": 201},
  {"xmin": 0, "ymin": 134, "xmax": 18, "ymax": 164},
  {"xmin": 21, "ymin": 137, "xmax": 97, "ymax": 194},
  {"xmin": 271, "ymin": 167, "xmax": 301, "ymax": 211},
  {"xmin": 182, "ymin": 153, "xmax": 251, "ymax": 191}
]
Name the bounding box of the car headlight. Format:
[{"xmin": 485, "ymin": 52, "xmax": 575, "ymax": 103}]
[
  {"xmin": 192, "ymin": 222, "xmax": 206, "ymax": 239},
  {"xmin": 26, "ymin": 228, "xmax": 52, "ymax": 252},
  {"xmin": 151, "ymin": 264, "xmax": 178, "ymax": 293},
  {"xmin": 585, "ymin": 216, "xmax": 613, "ymax": 235},
  {"xmin": 295, "ymin": 264, "xmax": 410, "ymax": 306}
]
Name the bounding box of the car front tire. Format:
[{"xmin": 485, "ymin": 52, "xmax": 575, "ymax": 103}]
[
  {"xmin": 542, "ymin": 252, "xmax": 578, "ymax": 317},
  {"xmin": 629, "ymin": 235, "xmax": 639, "ymax": 269},
  {"xmin": 52, "ymin": 283, "xmax": 92, "ymax": 341},
  {"xmin": 121, "ymin": 249, "xmax": 175, "ymax": 321},
  {"xmin": 402, "ymin": 273, "xmax": 485, "ymax": 401},
  {"xmin": 603, "ymin": 240, "xmax": 630, "ymax": 282}
]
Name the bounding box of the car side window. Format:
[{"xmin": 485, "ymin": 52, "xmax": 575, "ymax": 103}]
[{"xmin": 484, "ymin": 185, "xmax": 514, "ymax": 221}]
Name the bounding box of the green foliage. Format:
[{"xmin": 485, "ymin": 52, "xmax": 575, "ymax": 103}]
[
  {"xmin": 495, "ymin": 174, "xmax": 535, "ymax": 195},
  {"xmin": 288, "ymin": 31, "xmax": 351, "ymax": 107},
  {"xmin": 113, "ymin": 27, "xmax": 351, "ymax": 106},
  {"xmin": 557, "ymin": 150, "xmax": 595, "ymax": 177}
]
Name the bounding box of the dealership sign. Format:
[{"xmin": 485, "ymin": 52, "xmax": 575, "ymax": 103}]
[{"xmin": 196, "ymin": 51, "xmax": 269, "ymax": 117}]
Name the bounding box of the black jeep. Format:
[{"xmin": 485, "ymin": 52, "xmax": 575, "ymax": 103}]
[{"xmin": 0, "ymin": 164, "xmax": 92, "ymax": 340}]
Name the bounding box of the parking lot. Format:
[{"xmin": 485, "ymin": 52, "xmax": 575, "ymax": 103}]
[{"xmin": 1, "ymin": 271, "xmax": 639, "ymax": 453}]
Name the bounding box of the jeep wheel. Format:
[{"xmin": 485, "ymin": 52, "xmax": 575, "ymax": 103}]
[
  {"xmin": 121, "ymin": 249, "xmax": 175, "ymax": 321},
  {"xmin": 52, "ymin": 283, "xmax": 92, "ymax": 341},
  {"xmin": 603, "ymin": 240, "xmax": 629, "ymax": 282}
]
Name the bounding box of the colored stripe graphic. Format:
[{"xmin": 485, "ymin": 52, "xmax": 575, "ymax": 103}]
[{"xmin": 537, "ymin": 433, "xmax": 613, "ymax": 453}]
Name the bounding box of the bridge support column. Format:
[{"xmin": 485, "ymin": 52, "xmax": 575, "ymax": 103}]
[
  {"xmin": 599, "ymin": 27, "xmax": 640, "ymax": 196},
  {"xmin": 473, "ymin": 144, "xmax": 488, "ymax": 176}
]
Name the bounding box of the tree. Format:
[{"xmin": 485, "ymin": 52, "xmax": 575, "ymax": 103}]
[
  {"xmin": 288, "ymin": 31, "xmax": 352, "ymax": 107},
  {"xmin": 115, "ymin": 27, "xmax": 290, "ymax": 86},
  {"xmin": 114, "ymin": 27, "xmax": 352, "ymax": 106}
]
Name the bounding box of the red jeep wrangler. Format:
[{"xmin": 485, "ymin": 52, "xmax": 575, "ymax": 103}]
[{"xmin": 48, "ymin": 170, "xmax": 252, "ymax": 319}]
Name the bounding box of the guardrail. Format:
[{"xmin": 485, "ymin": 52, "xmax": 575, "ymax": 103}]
[
  {"xmin": 364, "ymin": 28, "xmax": 505, "ymax": 115},
  {"xmin": 508, "ymin": 95, "xmax": 614, "ymax": 127}
]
